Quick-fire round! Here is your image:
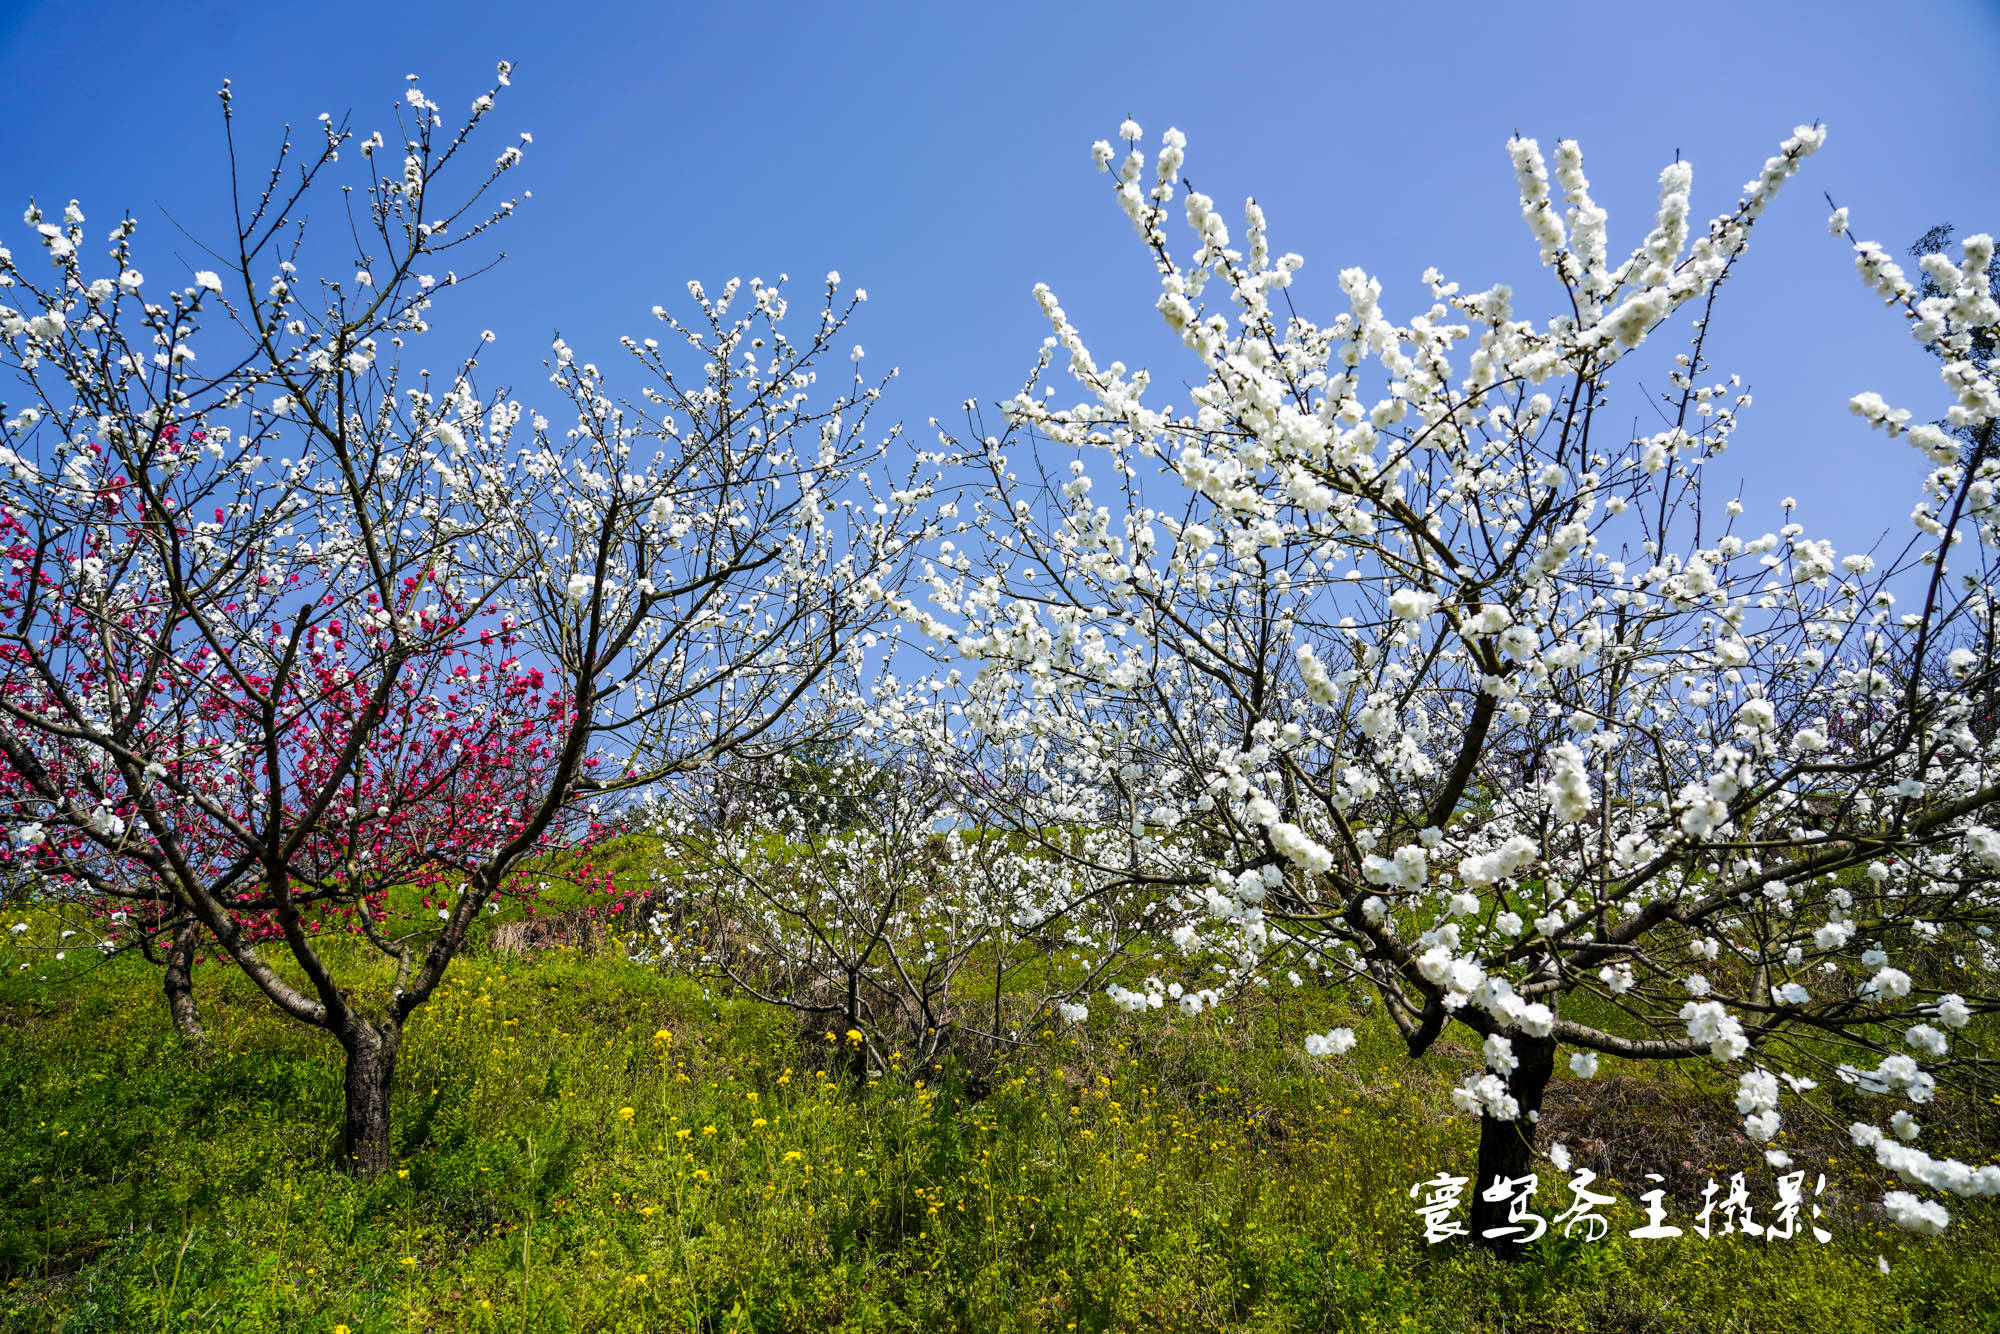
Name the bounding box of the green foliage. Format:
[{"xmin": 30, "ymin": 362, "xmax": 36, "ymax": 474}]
[{"xmin": 1, "ymin": 949, "xmax": 1996, "ymax": 1332}]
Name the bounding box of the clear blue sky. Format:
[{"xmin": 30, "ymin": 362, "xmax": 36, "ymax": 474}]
[{"xmin": 4, "ymin": 0, "xmax": 1996, "ymax": 553}]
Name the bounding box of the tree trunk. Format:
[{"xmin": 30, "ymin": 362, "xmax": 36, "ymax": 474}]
[
  {"xmin": 163, "ymin": 920, "xmax": 210, "ymax": 1057},
  {"xmin": 1467, "ymin": 1032, "xmax": 1557, "ymax": 1259},
  {"xmin": 339, "ymin": 1021, "xmax": 401, "ymax": 1176}
]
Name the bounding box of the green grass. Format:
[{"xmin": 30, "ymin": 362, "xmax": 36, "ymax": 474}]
[{"xmin": 1, "ymin": 940, "xmax": 1996, "ymax": 1333}]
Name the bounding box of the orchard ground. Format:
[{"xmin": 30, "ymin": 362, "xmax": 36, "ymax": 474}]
[{"xmin": 2, "ymin": 914, "xmax": 1996, "ymax": 1334}]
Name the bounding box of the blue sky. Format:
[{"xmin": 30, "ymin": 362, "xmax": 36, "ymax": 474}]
[{"xmin": 4, "ymin": 0, "xmax": 1996, "ymax": 553}]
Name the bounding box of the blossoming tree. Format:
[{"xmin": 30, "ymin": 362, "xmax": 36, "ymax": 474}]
[
  {"xmin": 0, "ymin": 541, "xmax": 574, "ymax": 1059},
  {"xmin": 643, "ymin": 708, "xmax": 1142, "ymax": 1081},
  {"xmin": 928, "ymin": 120, "xmax": 2000, "ymax": 1246},
  {"xmin": 0, "ymin": 67, "xmax": 932, "ymax": 1172}
]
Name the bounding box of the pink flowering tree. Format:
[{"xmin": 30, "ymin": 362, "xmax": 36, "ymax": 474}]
[
  {"xmin": 932, "ymin": 120, "xmax": 2000, "ymax": 1249},
  {"xmin": 0, "ymin": 512, "xmax": 582, "ymax": 1056},
  {"xmin": 0, "ymin": 68, "xmax": 932, "ymax": 1172}
]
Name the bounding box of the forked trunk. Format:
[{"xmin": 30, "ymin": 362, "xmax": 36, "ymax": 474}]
[
  {"xmin": 163, "ymin": 920, "xmax": 210, "ymax": 1056},
  {"xmin": 339, "ymin": 1021, "xmax": 401, "ymax": 1176},
  {"xmin": 1466, "ymin": 1032, "xmax": 1557, "ymax": 1259}
]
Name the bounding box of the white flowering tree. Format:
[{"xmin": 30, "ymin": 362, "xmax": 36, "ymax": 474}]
[
  {"xmin": 0, "ymin": 68, "xmax": 933, "ymax": 1173},
  {"xmin": 928, "ymin": 119, "xmax": 2000, "ymax": 1248},
  {"xmin": 642, "ymin": 689, "xmax": 1139, "ymax": 1082}
]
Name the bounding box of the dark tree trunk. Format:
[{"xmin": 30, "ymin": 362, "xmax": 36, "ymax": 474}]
[
  {"xmin": 163, "ymin": 920, "xmax": 210, "ymax": 1056},
  {"xmin": 339, "ymin": 1021, "xmax": 401, "ymax": 1176},
  {"xmin": 1467, "ymin": 1033, "xmax": 1558, "ymax": 1259},
  {"xmin": 841, "ymin": 1004, "xmax": 871, "ymax": 1087}
]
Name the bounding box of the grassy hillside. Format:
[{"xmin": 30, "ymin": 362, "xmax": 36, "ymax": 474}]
[{"xmin": 1, "ymin": 941, "xmax": 1996, "ymax": 1333}]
